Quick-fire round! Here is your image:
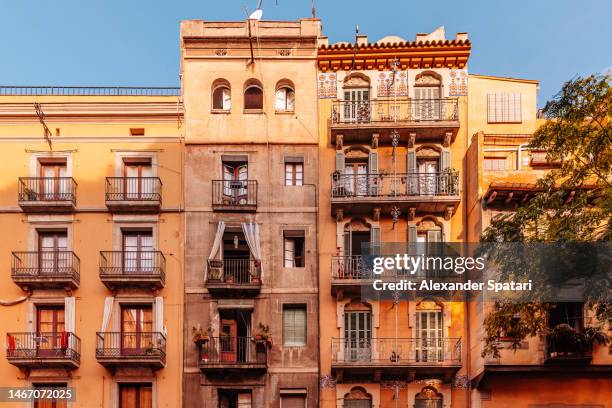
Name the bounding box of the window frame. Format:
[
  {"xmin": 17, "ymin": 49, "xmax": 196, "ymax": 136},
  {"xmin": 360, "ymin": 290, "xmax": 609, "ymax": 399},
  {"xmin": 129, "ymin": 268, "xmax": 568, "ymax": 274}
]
[
  {"xmin": 244, "ymin": 83, "xmax": 264, "ymax": 111},
  {"xmin": 284, "ymin": 162, "xmax": 304, "ymax": 186},
  {"xmin": 275, "ymin": 86, "xmax": 295, "ymax": 112},
  {"xmin": 283, "ymin": 230, "xmax": 305, "ymax": 268},
  {"xmin": 283, "ymin": 304, "xmax": 307, "ymax": 347},
  {"xmin": 212, "ymin": 84, "xmax": 231, "ymax": 112}
]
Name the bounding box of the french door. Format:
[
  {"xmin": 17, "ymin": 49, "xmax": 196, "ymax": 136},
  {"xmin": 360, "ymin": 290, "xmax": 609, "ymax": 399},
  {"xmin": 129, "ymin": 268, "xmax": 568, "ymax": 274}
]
[
  {"xmin": 416, "ymin": 310, "xmax": 443, "ymax": 362},
  {"xmin": 121, "ymin": 306, "xmax": 153, "ymax": 355},
  {"xmin": 344, "ymin": 162, "xmax": 368, "ymax": 196},
  {"xmin": 219, "ymin": 319, "xmax": 238, "ymax": 363},
  {"xmin": 119, "ymin": 383, "xmax": 152, "ymax": 408},
  {"xmin": 343, "ymin": 88, "xmax": 370, "ymax": 122},
  {"xmin": 122, "ymin": 231, "xmax": 154, "ymax": 273},
  {"xmin": 123, "ymin": 160, "xmax": 153, "ymax": 200},
  {"xmin": 39, "ymin": 162, "xmax": 67, "ymax": 200},
  {"xmin": 344, "ymin": 311, "xmax": 372, "ymax": 362},
  {"xmin": 38, "ymin": 231, "xmax": 68, "ymax": 274},
  {"xmin": 33, "ymin": 383, "xmax": 68, "ymax": 408},
  {"xmin": 418, "ymin": 160, "xmax": 439, "ymax": 195},
  {"xmin": 222, "ymin": 163, "xmax": 248, "ymax": 204},
  {"xmin": 414, "ymin": 86, "xmax": 441, "ymax": 120},
  {"xmin": 36, "ymin": 306, "xmax": 65, "ymax": 357}
]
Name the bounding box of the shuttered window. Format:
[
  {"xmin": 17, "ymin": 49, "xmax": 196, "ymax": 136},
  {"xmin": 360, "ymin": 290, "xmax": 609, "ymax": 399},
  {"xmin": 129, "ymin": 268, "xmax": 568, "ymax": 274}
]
[
  {"xmin": 283, "ymin": 305, "xmax": 307, "ymax": 346},
  {"xmin": 487, "ymin": 93, "xmax": 522, "ymax": 123}
]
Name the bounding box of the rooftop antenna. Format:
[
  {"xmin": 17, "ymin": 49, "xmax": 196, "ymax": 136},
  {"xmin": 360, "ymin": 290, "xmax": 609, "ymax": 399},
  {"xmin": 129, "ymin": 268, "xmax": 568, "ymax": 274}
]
[
  {"xmin": 34, "ymin": 103, "xmax": 52, "ymax": 148},
  {"xmin": 351, "ymin": 25, "xmax": 359, "ymax": 70},
  {"xmin": 311, "ymin": 0, "xmax": 315, "ymax": 18}
]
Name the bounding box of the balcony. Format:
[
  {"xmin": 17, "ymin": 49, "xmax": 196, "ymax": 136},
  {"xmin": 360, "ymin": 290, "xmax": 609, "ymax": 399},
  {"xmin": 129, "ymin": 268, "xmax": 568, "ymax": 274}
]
[
  {"xmin": 199, "ymin": 336, "xmax": 267, "ymax": 375},
  {"xmin": 18, "ymin": 177, "xmax": 77, "ymax": 212},
  {"xmin": 105, "ymin": 177, "xmax": 162, "ymax": 212},
  {"xmin": 331, "ymin": 337, "xmax": 462, "ymax": 382},
  {"xmin": 330, "ymin": 99, "xmax": 459, "ymax": 144},
  {"xmin": 99, "ymin": 251, "xmax": 166, "ymax": 290},
  {"xmin": 95, "ymin": 332, "xmax": 166, "ymax": 369},
  {"xmin": 6, "ymin": 332, "xmax": 81, "ymax": 369},
  {"xmin": 211, "ymin": 180, "xmax": 257, "ymax": 212},
  {"xmin": 331, "ymin": 172, "xmax": 460, "ymax": 216},
  {"xmin": 11, "ymin": 251, "xmax": 80, "ymax": 291},
  {"xmin": 331, "ymin": 255, "xmax": 373, "ymax": 297},
  {"xmin": 206, "ymin": 259, "xmax": 262, "ymax": 296}
]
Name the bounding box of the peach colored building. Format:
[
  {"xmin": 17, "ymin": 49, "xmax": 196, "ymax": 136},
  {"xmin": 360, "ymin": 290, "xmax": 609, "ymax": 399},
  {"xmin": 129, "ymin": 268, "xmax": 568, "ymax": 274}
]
[{"xmin": 0, "ymin": 88, "xmax": 184, "ymax": 408}]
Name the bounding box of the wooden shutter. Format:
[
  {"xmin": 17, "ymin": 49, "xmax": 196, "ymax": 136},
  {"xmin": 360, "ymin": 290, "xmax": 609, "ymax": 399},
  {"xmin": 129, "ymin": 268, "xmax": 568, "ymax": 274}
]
[
  {"xmin": 369, "ymin": 151, "xmax": 378, "ymax": 195},
  {"xmin": 408, "ymin": 225, "xmax": 417, "ymax": 242},
  {"xmin": 281, "ymin": 395, "xmax": 306, "ymax": 408},
  {"xmin": 370, "ymin": 226, "xmax": 381, "ymax": 255},
  {"xmin": 407, "ymin": 151, "xmax": 416, "ymax": 194},
  {"xmin": 441, "ymin": 150, "xmax": 451, "ymax": 171}
]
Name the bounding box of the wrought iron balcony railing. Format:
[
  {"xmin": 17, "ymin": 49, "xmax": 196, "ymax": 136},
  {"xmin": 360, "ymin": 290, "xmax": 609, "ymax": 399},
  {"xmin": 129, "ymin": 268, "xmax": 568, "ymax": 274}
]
[
  {"xmin": 11, "ymin": 251, "xmax": 80, "ymax": 284},
  {"xmin": 207, "ymin": 258, "xmax": 261, "ymax": 284},
  {"xmin": 95, "ymin": 332, "xmax": 166, "ymax": 364},
  {"xmin": 331, "ymin": 172, "xmax": 459, "ymax": 199},
  {"xmin": 331, "ymin": 98, "xmax": 459, "ymax": 125},
  {"xmin": 6, "ymin": 332, "xmax": 81, "ymax": 365},
  {"xmin": 211, "ymin": 180, "xmax": 257, "ymax": 211},
  {"xmin": 105, "ymin": 177, "xmax": 162, "ymax": 202},
  {"xmin": 199, "ymin": 336, "xmax": 267, "ymax": 367},
  {"xmin": 99, "ymin": 251, "xmax": 166, "ymax": 287},
  {"xmin": 331, "ymin": 337, "xmax": 462, "ymax": 365},
  {"xmin": 18, "ymin": 177, "xmax": 77, "ymax": 204}
]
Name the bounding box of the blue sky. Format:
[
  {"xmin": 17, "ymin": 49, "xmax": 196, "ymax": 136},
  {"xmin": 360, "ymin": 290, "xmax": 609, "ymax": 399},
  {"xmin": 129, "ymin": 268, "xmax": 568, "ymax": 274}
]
[{"xmin": 1, "ymin": 0, "xmax": 610, "ymax": 106}]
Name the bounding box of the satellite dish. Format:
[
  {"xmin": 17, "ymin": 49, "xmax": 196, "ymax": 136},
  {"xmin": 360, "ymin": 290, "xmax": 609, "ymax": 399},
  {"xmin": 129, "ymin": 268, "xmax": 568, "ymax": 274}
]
[{"xmin": 249, "ymin": 9, "xmax": 263, "ymax": 20}]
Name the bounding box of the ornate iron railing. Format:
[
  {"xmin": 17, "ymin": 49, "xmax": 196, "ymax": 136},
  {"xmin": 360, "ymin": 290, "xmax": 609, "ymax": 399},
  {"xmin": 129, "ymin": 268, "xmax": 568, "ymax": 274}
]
[
  {"xmin": 105, "ymin": 177, "xmax": 162, "ymax": 202},
  {"xmin": 331, "ymin": 98, "xmax": 459, "ymax": 124},
  {"xmin": 11, "ymin": 251, "xmax": 80, "ymax": 282},
  {"xmin": 99, "ymin": 251, "xmax": 165, "ymax": 281},
  {"xmin": 211, "ymin": 180, "xmax": 258, "ymax": 209},
  {"xmin": 331, "ymin": 337, "xmax": 461, "ymax": 365},
  {"xmin": 207, "ymin": 258, "xmax": 261, "ymax": 284},
  {"xmin": 6, "ymin": 332, "xmax": 81, "ymax": 363},
  {"xmin": 95, "ymin": 332, "xmax": 166, "ymax": 363},
  {"xmin": 199, "ymin": 336, "xmax": 267, "ymax": 366},
  {"xmin": 18, "ymin": 177, "xmax": 77, "ymax": 203},
  {"xmin": 331, "ymin": 172, "xmax": 459, "ymax": 198}
]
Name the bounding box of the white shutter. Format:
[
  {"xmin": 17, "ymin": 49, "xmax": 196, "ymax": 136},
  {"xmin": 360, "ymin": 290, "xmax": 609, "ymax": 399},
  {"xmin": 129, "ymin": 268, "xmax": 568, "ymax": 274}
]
[
  {"xmin": 222, "ymin": 88, "xmax": 231, "ymax": 110},
  {"xmin": 155, "ymin": 297, "xmax": 165, "ymax": 336},
  {"xmin": 275, "ymin": 89, "xmax": 286, "ymax": 110},
  {"xmin": 286, "ymin": 90, "xmax": 295, "ymax": 111},
  {"xmin": 64, "ymin": 297, "xmax": 75, "ymax": 333},
  {"xmin": 284, "ymin": 238, "xmax": 295, "ymax": 267}
]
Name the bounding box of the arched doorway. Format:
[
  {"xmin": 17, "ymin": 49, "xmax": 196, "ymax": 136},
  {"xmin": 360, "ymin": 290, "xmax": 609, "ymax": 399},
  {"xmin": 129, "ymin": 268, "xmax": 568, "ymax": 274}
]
[
  {"xmin": 343, "ymin": 300, "xmax": 372, "ymax": 362},
  {"xmin": 342, "ymin": 73, "xmax": 371, "ymax": 123},
  {"xmin": 414, "ymin": 71, "xmax": 442, "ymax": 120},
  {"xmin": 415, "ymin": 301, "xmax": 444, "ymax": 362},
  {"xmin": 344, "ymin": 386, "xmax": 373, "ymax": 408},
  {"xmin": 414, "ymin": 386, "xmax": 443, "ymax": 408}
]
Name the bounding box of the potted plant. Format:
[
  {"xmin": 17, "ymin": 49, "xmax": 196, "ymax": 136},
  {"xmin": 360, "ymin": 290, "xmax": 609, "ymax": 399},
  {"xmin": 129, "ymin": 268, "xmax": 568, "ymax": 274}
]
[
  {"xmin": 145, "ymin": 341, "xmax": 156, "ymax": 355},
  {"xmin": 207, "ymin": 260, "xmax": 223, "ymax": 281},
  {"xmin": 251, "ymin": 260, "xmax": 261, "ymax": 283},
  {"xmin": 192, "ymin": 324, "xmax": 211, "ymax": 346},
  {"xmin": 252, "ymin": 323, "xmax": 272, "ymax": 346}
]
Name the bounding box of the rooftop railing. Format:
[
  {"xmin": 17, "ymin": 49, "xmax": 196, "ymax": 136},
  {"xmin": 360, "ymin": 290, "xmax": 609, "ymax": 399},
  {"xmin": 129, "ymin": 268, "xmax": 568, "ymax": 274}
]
[{"xmin": 0, "ymin": 86, "xmax": 180, "ymax": 96}]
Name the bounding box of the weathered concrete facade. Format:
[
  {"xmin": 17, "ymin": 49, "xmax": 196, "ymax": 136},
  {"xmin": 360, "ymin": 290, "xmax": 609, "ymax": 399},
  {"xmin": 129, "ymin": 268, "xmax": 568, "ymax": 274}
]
[{"xmin": 180, "ymin": 19, "xmax": 321, "ymax": 407}]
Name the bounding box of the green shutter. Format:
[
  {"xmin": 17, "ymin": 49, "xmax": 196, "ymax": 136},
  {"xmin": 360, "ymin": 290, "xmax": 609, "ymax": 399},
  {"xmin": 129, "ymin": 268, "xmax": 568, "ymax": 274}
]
[
  {"xmin": 407, "ymin": 151, "xmax": 416, "ymax": 194},
  {"xmin": 369, "ymin": 151, "xmax": 378, "ymax": 195},
  {"xmin": 408, "ymin": 225, "xmax": 417, "ymax": 242},
  {"xmin": 441, "ymin": 149, "xmax": 451, "ymax": 171},
  {"xmin": 370, "ymin": 226, "xmax": 381, "ymax": 255}
]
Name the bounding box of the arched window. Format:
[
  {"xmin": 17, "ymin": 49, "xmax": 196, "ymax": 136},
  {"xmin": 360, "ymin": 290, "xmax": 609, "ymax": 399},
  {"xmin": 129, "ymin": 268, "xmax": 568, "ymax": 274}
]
[
  {"xmin": 275, "ymin": 80, "xmax": 295, "ymax": 111},
  {"xmin": 244, "ymin": 79, "xmax": 263, "ymax": 110},
  {"xmin": 344, "ymin": 300, "xmax": 372, "ymax": 362},
  {"xmin": 415, "ymin": 386, "xmax": 443, "ymax": 408},
  {"xmin": 211, "ymin": 79, "xmax": 231, "ymax": 111},
  {"xmin": 343, "ymin": 386, "xmax": 372, "ymax": 408},
  {"xmin": 416, "ymin": 301, "xmax": 444, "ymax": 362},
  {"xmin": 414, "ymin": 71, "xmax": 443, "ymax": 120}
]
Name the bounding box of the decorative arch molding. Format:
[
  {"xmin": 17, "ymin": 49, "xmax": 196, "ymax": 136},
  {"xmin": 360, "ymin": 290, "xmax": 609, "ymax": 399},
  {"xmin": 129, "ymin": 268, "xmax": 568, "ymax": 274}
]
[
  {"xmin": 416, "ymin": 216, "xmax": 443, "ymax": 231},
  {"xmin": 243, "ymin": 78, "xmax": 263, "ymax": 91},
  {"xmin": 344, "ymin": 386, "xmax": 373, "ymax": 400},
  {"xmin": 343, "ymin": 72, "xmax": 371, "ymax": 89},
  {"xmin": 415, "ymin": 144, "xmax": 442, "ymax": 158},
  {"xmin": 343, "ymin": 145, "xmax": 371, "ymax": 157},
  {"xmin": 343, "ymin": 217, "xmax": 372, "ymax": 232},
  {"xmin": 415, "ymin": 386, "xmax": 443, "ymax": 407},
  {"xmin": 335, "ymin": 383, "xmax": 380, "ymax": 408},
  {"xmin": 336, "ymin": 216, "xmax": 380, "ymax": 252},
  {"xmin": 415, "ymin": 70, "xmax": 442, "ymax": 86},
  {"xmin": 336, "ymin": 297, "xmax": 379, "ymax": 332}
]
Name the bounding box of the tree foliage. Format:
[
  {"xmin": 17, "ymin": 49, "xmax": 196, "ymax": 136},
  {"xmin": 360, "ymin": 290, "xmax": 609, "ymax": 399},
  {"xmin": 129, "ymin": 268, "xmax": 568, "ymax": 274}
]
[{"xmin": 480, "ymin": 74, "xmax": 611, "ymax": 357}]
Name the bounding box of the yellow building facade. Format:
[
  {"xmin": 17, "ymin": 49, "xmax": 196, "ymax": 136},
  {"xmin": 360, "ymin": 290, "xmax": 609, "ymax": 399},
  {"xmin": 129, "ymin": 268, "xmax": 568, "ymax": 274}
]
[{"xmin": 0, "ymin": 88, "xmax": 184, "ymax": 408}]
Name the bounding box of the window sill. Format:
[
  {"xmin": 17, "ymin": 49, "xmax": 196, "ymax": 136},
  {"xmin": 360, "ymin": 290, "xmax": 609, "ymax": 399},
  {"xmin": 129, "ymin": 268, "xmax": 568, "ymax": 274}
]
[
  {"xmin": 244, "ymin": 109, "xmax": 264, "ymax": 114},
  {"xmin": 275, "ymin": 110, "xmax": 295, "ymax": 115},
  {"xmin": 211, "ymin": 109, "xmax": 231, "ymax": 114}
]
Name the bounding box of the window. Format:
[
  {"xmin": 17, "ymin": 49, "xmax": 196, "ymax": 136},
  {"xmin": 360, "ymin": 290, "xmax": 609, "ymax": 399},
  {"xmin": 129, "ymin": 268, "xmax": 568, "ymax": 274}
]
[
  {"xmin": 484, "ymin": 157, "xmax": 507, "ymax": 171},
  {"xmin": 122, "ymin": 229, "xmax": 154, "ymax": 272},
  {"xmin": 487, "ymin": 93, "xmax": 522, "ymax": 123},
  {"xmin": 38, "ymin": 158, "xmax": 68, "ymax": 199},
  {"xmin": 38, "ymin": 230, "xmax": 68, "ymax": 272},
  {"xmin": 275, "ymin": 86, "xmax": 295, "ymax": 111},
  {"xmin": 122, "ymin": 158, "xmax": 154, "ymax": 199},
  {"xmin": 212, "ymin": 81, "xmax": 231, "ymax": 111},
  {"xmin": 280, "ymin": 392, "xmax": 306, "ymax": 408},
  {"xmin": 283, "ymin": 231, "xmax": 305, "ymax": 267},
  {"xmin": 130, "ymin": 128, "xmax": 145, "ymax": 136},
  {"xmin": 285, "ymin": 162, "xmax": 303, "ymax": 186},
  {"xmin": 121, "ymin": 305, "xmax": 153, "ymax": 354},
  {"xmin": 283, "ymin": 305, "xmax": 307, "ymax": 346},
  {"xmin": 244, "ymin": 80, "xmax": 263, "ymax": 110},
  {"xmin": 218, "ymin": 389, "xmax": 252, "ymax": 408},
  {"xmin": 33, "ymin": 383, "xmax": 68, "ymax": 408},
  {"xmin": 119, "ymin": 383, "xmax": 152, "ymax": 408}
]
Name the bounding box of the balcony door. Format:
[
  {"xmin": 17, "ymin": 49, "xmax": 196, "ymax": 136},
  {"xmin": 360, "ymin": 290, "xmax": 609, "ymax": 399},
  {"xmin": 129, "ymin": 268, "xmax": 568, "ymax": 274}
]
[
  {"xmin": 222, "ymin": 162, "xmax": 248, "ymax": 204},
  {"xmin": 36, "ymin": 306, "xmax": 65, "ymax": 357},
  {"xmin": 38, "ymin": 231, "xmax": 68, "ymax": 274},
  {"xmin": 344, "ymin": 161, "xmax": 368, "ymax": 197},
  {"xmin": 344, "ymin": 309, "xmax": 372, "ymax": 362},
  {"xmin": 416, "ymin": 309, "xmax": 443, "ymax": 362},
  {"xmin": 119, "ymin": 383, "xmax": 152, "ymax": 408},
  {"xmin": 343, "ymin": 88, "xmax": 370, "ymax": 123},
  {"xmin": 219, "ymin": 319, "xmax": 238, "ymax": 363},
  {"xmin": 122, "ymin": 230, "xmax": 153, "ymax": 274},
  {"xmin": 121, "ymin": 305, "xmax": 153, "ymax": 355},
  {"xmin": 417, "ymin": 159, "xmax": 439, "ymax": 195},
  {"xmin": 39, "ymin": 160, "xmax": 67, "ymax": 200},
  {"xmin": 34, "ymin": 383, "xmax": 68, "ymax": 408},
  {"xmin": 123, "ymin": 159, "xmax": 153, "ymax": 200},
  {"xmin": 414, "ymin": 73, "xmax": 442, "ymax": 120}
]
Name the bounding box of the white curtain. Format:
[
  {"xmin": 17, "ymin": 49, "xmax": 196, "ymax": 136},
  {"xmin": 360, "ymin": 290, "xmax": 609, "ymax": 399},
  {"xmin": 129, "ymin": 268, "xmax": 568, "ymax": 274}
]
[
  {"xmin": 242, "ymin": 222, "xmax": 263, "ymax": 276},
  {"xmin": 209, "ymin": 221, "xmax": 225, "ymax": 261},
  {"xmin": 64, "ymin": 297, "xmax": 75, "ymax": 351},
  {"xmin": 155, "ymin": 296, "xmax": 167, "ymax": 337},
  {"xmin": 100, "ymin": 297, "xmax": 114, "ymax": 341}
]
